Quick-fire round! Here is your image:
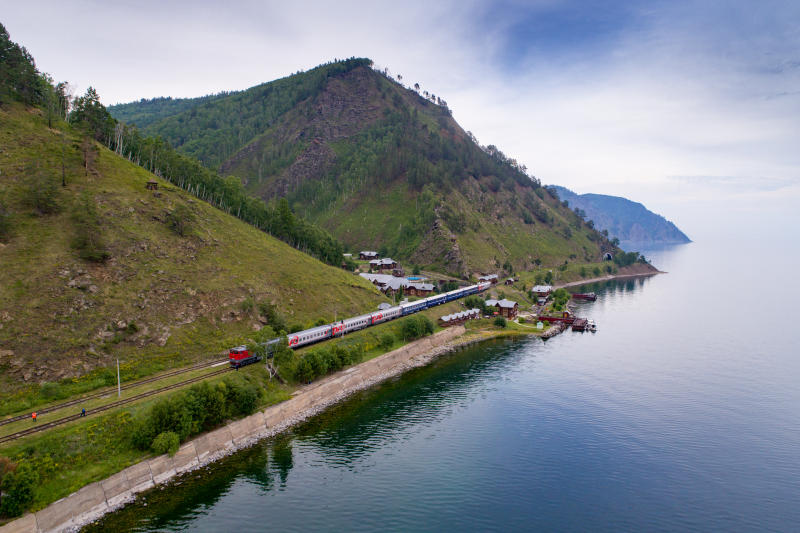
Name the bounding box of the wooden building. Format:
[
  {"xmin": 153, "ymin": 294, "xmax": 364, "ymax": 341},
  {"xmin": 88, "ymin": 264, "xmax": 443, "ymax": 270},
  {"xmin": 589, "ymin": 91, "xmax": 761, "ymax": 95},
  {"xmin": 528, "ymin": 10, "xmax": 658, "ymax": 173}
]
[
  {"xmin": 485, "ymin": 298, "xmax": 518, "ymax": 319},
  {"xmin": 531, "ymin": 285, "xmax": 553, "ymax": 298},
  {"xmin": 439, "ymin": 308, "xmax": 481, "ymax": 327},
  {"xmin": 406, "ymin": 283, "xmax": 435, "ymax": 297},
  {"xmin": 369, "ymin": 258, "xmax": 397, "ymax": 271}
]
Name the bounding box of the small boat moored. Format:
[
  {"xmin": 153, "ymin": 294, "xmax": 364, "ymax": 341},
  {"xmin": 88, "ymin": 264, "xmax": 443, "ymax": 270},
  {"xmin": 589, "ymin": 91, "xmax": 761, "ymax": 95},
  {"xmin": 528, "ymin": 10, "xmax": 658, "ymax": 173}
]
[{"xmin": 587, "ymin": 319, "xmax": 597, "ymax": 332}]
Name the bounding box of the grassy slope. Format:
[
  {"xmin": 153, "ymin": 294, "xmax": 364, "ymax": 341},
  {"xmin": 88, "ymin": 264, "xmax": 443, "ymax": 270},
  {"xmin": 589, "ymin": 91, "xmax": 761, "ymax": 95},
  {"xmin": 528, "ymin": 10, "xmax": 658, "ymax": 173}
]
[{"xmin": 0, "ymin": 103, "xmax": 386, "ymax": 394}]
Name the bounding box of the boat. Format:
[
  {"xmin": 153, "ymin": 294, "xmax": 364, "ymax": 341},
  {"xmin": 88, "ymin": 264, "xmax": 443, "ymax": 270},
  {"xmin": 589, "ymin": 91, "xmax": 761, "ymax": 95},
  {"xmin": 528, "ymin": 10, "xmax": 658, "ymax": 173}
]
[
  {"xmin": 587, "ymin": 319, "xmax": 597, "ymax": 332},
  {"xmin": 573, "ymin": 292, "xmax": 597, "ymax": 301}
]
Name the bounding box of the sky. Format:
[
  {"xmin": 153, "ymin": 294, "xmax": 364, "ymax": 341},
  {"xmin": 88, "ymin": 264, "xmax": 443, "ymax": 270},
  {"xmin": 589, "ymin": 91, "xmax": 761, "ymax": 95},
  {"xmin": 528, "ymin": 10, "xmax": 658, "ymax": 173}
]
[{"xmin": 3, "ymin": 0, "xmax": 799, "ymax": 240}]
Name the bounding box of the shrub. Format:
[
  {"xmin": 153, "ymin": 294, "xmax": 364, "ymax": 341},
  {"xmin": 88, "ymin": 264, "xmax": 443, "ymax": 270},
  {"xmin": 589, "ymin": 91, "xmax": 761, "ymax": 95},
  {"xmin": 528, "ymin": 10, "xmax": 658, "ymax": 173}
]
[
  {"xmin": 151, "ymin": 431, "xmax": 180, "ymax": 456},
  {"xmin": 0, "ymin": 200, "xmax": 11, "ymax": 242},
  {"xmin": 240, "ymin": 296, "xmax": 255, "ymax": 313},
  {"xmin": 23, "ymin": 170, "xmax": 60, "ymax": 216},
  {"xmin": 71, "ymin": 192, "xmax": 110, "ymax": 262},
  {"xmin": 0, "ymin": 462, "xmax": 38, "ymax": 517},
  {"xmin": 131, "ymin": 396, "xmax": 193, "ymax": 450},
  {"xmin": 294, "ymin": 356, "xmax": 314, "ymax": 383},
  {"xmin": 400, "ymin": 315, "xmax": 434, "ymax": 341},
  {"xmin": 464, "ymin": 295, "xmax": 486, "ymax": 314},
  {"xmin": 131, "ymin": 374, "xmax": 262, "ymax": 451},
  {"xmin": 494, "ymin": 316, "xmax": 507, "ymax": 328},
  {"xmin": 258, "ymin": 302, "xmax": 287, "ymax": 332},
  {"xmin": 166, "ymin": 203, "xmax": 194, "ymax": 236},
  {"xmin": 40, "ymin": 382, "xmax": 63, "ymax": 400},
  {"xmin": 379, "ymin": 333, "xmax": 394, "ymax": 350}
]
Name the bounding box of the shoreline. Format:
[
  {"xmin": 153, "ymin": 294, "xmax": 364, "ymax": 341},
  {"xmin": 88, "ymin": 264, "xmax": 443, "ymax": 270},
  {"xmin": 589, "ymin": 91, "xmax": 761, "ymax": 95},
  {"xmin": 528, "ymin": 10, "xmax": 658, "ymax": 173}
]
[
  {"xmin": 554, "ymin": 265, "xmax": 663, "ymax": 290},
  {"xmin": 2, "ymin": 325, "xmax": 530, "ymax": 533}
]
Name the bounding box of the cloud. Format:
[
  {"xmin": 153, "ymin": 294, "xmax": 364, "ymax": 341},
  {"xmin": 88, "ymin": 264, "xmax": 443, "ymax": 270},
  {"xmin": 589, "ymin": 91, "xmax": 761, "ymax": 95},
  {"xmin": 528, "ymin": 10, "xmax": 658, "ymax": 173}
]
[
  {"xmin": 667, "ymin": 175, "xmax": 799, "ymax": 192},
  {"xmin": 3, "ymin": 0, "xmax": 798, "ymax": 222}
]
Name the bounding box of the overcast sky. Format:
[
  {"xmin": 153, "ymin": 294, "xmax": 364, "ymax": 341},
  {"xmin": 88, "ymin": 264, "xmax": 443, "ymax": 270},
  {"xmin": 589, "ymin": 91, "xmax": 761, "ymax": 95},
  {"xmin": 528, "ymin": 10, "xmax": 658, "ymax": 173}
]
[{"xmin": 4, "ymin": 0, "xmax": 799, "ymax": 238}]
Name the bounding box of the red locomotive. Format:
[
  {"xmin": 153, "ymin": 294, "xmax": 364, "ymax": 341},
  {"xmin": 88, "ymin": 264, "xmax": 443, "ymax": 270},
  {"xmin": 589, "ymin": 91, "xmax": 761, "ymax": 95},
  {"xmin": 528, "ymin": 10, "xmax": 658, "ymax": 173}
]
[{"xmin": 228, "ymin": 345, "xmax": 261, "ymax": 368}]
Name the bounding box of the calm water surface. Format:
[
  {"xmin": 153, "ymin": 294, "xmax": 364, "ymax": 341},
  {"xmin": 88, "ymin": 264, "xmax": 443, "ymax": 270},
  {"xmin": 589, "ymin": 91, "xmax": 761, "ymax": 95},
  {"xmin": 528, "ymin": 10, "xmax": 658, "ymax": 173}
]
[{"xmin": 87, "ymin": 236, "xmax": 800, "ymax": 532}]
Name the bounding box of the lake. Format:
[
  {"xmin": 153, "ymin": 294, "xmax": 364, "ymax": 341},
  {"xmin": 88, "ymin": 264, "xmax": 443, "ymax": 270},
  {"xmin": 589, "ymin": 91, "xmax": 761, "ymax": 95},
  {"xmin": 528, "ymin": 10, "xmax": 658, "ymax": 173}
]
[{"xmin": 85, "ymin": 235, "xmax": 800, "ymax": 532}]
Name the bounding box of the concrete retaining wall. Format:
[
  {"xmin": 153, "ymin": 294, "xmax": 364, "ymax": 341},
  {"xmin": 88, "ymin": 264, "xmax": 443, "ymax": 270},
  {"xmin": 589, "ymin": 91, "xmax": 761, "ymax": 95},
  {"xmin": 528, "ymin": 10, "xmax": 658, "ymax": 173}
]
[{"xmin": 0, "ymin": 326, "xmax": 465, "ymax": 533}]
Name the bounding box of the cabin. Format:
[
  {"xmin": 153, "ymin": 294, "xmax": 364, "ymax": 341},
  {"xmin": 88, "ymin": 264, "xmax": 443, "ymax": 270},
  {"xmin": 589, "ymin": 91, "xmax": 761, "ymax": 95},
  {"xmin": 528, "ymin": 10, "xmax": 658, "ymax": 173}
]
[
  {"xmin": 360, "ymin": 251, "xmax": 379, "ymax": 260},
  {"xmin": 369, "ymin": 258, "xmax": 397, "ymax": 271},
  {"xmin": 406, "ymin": 283, "xmax": 435, "ymax": 297},
  {"xmin": 478, "ymin": 274, "xmax": 499, "ymax": 285},
  {"xmin": 485, "ymin": 298, "xmax": 518, "ymax": 319},
  {"xmin": 392, "ymin": 267, "xmax": 405, "ymax": 277},
  {"xmin": 504, "ymin": 277, "xmax": 516, "ymax": 286},
  {"xmin": 145, "ymin": 180, "xmax": 158, "ymax": 191},
  {"xmin": 531, "ymin": 285, "xmax": 553, "ymax": 298},
  {"xmin": 439, "ymin": 308, "xmax": 481, "ymax": 327}
]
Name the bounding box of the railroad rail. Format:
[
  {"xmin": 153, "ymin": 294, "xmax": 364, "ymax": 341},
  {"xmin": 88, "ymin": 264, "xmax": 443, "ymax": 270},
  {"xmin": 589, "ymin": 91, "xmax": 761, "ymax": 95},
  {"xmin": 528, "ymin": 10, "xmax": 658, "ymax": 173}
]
[
  {"xmin": 0, "ymin": 358, "xmax": 227, "ymax": 428},
  {"xmin": 0, "ymin": 367, "xmax": 231, "ymax": 444}
]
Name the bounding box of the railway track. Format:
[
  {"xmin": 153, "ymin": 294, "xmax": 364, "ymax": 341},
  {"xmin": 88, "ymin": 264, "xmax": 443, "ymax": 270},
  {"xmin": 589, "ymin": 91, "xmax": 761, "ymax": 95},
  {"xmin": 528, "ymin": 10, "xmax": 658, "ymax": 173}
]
[
  {"xmin": 0, "ymin": 367, "xmax": 232, "ymax": 444},
  {"xmin": 0, "ymin": 359, "xmax": 227, "ymax": 428}
]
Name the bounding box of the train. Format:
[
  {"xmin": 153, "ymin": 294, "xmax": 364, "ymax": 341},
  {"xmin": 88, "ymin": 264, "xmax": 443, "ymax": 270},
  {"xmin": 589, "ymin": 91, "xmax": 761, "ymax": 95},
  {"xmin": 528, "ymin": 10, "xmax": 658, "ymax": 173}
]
[{"xmin": 228, "ymin": 281, "xmax": 492, "ymax": 368}]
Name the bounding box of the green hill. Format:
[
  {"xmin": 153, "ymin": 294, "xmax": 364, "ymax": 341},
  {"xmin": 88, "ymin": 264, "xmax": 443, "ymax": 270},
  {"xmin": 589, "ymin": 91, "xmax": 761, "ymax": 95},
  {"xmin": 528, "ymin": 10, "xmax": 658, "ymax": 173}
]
[
  {"xmin": 110, "ymin": 59, "xmax": 619, "ymax": 276},
  {"xmin": 550, "ymin": 185, "xmax": 691, "ymax": 249},
  {"xmin": 0, "ymin": 102, "xmax": 385, "ymax": 391}
]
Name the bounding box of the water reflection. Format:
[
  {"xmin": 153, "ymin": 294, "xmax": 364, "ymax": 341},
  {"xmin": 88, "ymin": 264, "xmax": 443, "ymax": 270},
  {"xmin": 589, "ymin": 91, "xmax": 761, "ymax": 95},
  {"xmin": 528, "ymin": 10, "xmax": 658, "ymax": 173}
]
[
  {"xmin": 293, "ymin": 338, "xmax": 527, "ymax": 464},
  {"xmin": 569, "ymin": 274, "xmax": 653, "ymax": 296}
]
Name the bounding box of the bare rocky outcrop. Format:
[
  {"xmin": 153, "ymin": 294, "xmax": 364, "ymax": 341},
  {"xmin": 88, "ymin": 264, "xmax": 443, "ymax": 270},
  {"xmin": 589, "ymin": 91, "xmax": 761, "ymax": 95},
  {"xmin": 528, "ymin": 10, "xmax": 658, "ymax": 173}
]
[{"xmin": 410, "ymin": 216, "xmax": 468, "ymax": 278}]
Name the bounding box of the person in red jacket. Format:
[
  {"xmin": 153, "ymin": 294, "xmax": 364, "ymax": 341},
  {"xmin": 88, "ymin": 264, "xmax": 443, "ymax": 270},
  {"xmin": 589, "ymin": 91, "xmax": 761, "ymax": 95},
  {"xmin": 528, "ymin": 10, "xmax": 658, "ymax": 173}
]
[{"xmin": 32, "ymin": 411, "xmax": 37, "ymax": 422}]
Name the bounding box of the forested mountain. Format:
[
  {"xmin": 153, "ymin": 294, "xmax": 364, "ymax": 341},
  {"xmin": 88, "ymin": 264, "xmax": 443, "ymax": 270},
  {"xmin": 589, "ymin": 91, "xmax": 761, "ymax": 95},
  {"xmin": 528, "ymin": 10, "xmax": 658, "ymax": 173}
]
[
  {"xmin": 111, "ymin": 59, "xmax": 620, "ymax": 275},
  {"xmin": 549, "ymin": 186, "xmax": 691, "ymax": 249}
]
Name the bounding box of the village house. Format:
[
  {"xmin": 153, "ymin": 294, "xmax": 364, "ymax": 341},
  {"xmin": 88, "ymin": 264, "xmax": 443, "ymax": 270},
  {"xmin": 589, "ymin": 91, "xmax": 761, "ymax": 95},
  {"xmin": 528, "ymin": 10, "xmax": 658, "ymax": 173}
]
[
  {"xmin": 439, "ymin": 308, "xmax": 481, "ymax": 327},
  {"xmin": 504, "ymin": 277, "xmax": 516, "ymax": 286},
  {"xmin": 359, "ymin": 273, "xmax": 434, "ymax": 297},
  {"xmin": 359, "ymin": 273, "xmax": 405, "ymax": 295},
  {"xmin": 531, "ymin": 285, "xmax": 553, "ymax": 298},
  {"xmin": 359, "ymin": 251, "xmax": 379, "ymax": 260},
  {"xmin": 392, "ymin": 267, "xmax": 405, "ymax": 277},
  {"xmin": 485, "ymin": 298, "xmax": 519, "ymax": 319},
  {"xmin": 478, "ymin": 274, "xmax": 499, "ymax": 284},
  {"xmin": 369, "ymin": 258, "xmax": 397, "ymax": 271},
  {"xmin": 405, "ymin": 283, "xmax": 435, "ymax": 297}
]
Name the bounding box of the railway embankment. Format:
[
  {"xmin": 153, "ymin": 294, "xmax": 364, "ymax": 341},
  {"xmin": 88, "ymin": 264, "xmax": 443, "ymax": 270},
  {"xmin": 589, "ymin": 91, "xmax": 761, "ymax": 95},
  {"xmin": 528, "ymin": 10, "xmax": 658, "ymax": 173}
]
[{"xmin": 0, "ymin": 325, "xmax": 471, "ymax": 533}]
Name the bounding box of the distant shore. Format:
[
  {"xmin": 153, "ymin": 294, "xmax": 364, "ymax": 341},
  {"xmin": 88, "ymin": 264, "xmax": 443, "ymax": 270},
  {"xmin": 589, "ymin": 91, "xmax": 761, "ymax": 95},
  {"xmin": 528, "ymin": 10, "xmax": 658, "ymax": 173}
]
[{"xmin": 554, "ymin": 263, "xmax": 662, "ymax": 290}]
